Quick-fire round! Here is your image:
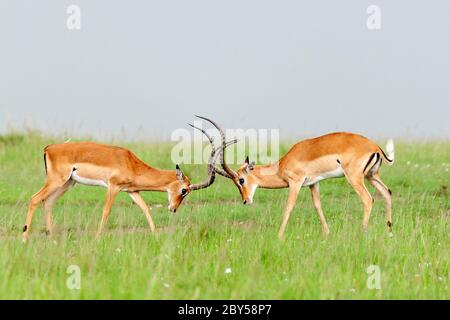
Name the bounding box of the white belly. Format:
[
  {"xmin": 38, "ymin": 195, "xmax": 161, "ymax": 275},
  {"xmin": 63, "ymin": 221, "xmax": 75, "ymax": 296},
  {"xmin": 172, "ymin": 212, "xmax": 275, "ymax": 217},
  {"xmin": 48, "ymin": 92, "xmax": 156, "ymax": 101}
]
[
  {"xmin": 303, "ymin": 167, "xmax": 345, "ymax": 186},
  {"xmin": 71, "ymin": 171, "xmax": 108, "ymax": 187}
]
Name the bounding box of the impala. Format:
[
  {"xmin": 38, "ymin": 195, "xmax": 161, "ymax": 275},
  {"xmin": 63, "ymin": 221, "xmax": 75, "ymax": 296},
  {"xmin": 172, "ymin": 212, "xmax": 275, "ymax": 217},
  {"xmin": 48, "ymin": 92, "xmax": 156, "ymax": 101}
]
[
  {"xmin": 198, "ymin": 116, "xmax": 395, "ymax": 239},
  {"xmin": 22, "ymin": 123, "xmax": 235, "ymax": 241}
]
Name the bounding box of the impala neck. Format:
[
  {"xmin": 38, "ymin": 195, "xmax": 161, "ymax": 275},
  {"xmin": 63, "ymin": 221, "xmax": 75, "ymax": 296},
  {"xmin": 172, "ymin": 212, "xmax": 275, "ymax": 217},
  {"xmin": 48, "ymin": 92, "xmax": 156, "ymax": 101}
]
[
  {"xmin": 252, "ymin": 162, "xmax": 288, "ymax": 189},
  {"xmin": 135, "ymin": 165, "xmax": 177, "ymax": 192}
]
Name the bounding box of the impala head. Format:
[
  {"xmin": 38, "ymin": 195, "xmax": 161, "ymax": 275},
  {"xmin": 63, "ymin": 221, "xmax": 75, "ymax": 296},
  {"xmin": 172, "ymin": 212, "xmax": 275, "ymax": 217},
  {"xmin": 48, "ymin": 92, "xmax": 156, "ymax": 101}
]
[
  {"xmin": 167, "ymin": 164, "xmax": 192, "ymax": 213},
  {"xmin": 234, "ymin": 156, "xmax": 258, "ymax": 205},
  {"xmin": 193, "ymin": 115, "xmax": 259, "ymax": 205},
  {"xmin": 167, "ymin": 118, "xmax": 237, "ymax": 213}
]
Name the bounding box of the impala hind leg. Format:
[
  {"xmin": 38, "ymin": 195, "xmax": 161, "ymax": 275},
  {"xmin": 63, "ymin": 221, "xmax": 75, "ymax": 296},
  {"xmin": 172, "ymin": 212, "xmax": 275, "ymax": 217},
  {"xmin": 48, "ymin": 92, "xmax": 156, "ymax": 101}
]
[
  {"xmin": 23, "ymin": 179, "xmax": 66, "ymax": 242},
  {"xmin": 346, "ymin": 173, "xmax": 373, "ymax": 232},
  {"xmin": 367, "ymin": 173, "xmax": 393, "ymax": 235},
  {"xmin": 43, "ymin": 180, "xmax": 75, "ymax": 236},
  {"xmin": 96, "ymin": 186, "xmax": 119, "ymax": 239},
  {"xmin": 129, "ymin": 192, "xmax": 156, "ymax": 235},
  {"xmin": 278, "ymin": 179, "xmax": 304, "ymax": 239},
  {"xmin": 309, "ymin": 184, "xmax": 330, "ymax": 235}
]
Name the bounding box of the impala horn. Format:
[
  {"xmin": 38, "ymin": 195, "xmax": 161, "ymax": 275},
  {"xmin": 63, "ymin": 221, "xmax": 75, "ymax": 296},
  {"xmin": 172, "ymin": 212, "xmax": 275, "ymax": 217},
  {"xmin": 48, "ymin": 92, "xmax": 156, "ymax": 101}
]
[
  {"xmin": 188, "ymin": 121, "xmax": 237, "ymax": 190},
  {"xmin": 193, "ymin": 115, "xmax": 238, "ymax": 179}
]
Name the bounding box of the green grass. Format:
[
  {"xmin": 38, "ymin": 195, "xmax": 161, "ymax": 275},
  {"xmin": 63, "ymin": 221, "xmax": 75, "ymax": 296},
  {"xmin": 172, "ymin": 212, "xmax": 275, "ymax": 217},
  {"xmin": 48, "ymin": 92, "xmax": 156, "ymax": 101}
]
[{"xmin": 0, "ymin": 132, "xmax": 448, "ymax": 299}]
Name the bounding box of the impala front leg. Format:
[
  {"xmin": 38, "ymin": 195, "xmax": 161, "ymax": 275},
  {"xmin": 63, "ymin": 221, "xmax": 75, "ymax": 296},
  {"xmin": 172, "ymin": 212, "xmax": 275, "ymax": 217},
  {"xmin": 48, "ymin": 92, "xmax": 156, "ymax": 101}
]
[
  {"xmin": 96, "ymin": 186, "xmax": 119, "ymax": 239},
  {"xmin": 278, "ymin": 178, "xmax": 305, "ymax": 239},
  {"xmin": 129, "ymin": 192, "xmax": 156, "ymax": 235},
  {"xmin": 309, "ymin": 183, "xmax": 330, "ymax": 235}
]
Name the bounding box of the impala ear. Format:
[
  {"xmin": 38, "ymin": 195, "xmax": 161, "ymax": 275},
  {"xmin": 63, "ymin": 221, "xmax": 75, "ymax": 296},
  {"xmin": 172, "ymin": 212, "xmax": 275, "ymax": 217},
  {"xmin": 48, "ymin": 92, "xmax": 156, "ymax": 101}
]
[
  {"xmin": 176, "ymin": 164, "xmax": 184, "ymax": 182},
  {"xmin": 244, "ymin": 156, "xmax": 255, "ymax": 173}
]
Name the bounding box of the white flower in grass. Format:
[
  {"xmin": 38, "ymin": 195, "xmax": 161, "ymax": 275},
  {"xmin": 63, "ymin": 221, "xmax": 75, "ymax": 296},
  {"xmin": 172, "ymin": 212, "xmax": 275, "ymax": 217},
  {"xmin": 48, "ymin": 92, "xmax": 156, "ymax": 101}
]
[
  {"xmin": 163, "ymin": 283, "xmax": 170, "ymax": 288},
  {"xmin": 155, "ymin": 204, "xmax": 163, "ymax": 208},
  {"xmin": 406, "ymin": 161, "xmax": 411, "ymax": 166},
  {"xmin": 227, "ymin": 238, "xmax": 232, "ymax": 243},
  {"xmin": 414, "ymin": 164, "xmax": 419, "ymax": 168},
  {"xmin": 349, "ymin": 288, "xmax": 356, "ymax": 293},
  {"xmin": 115, "ymin": 248, "xmax": 121, "ymax": 253},
  {"xmin": 224, "ymin": 268, "xmax": 232, "ymax": 274}
]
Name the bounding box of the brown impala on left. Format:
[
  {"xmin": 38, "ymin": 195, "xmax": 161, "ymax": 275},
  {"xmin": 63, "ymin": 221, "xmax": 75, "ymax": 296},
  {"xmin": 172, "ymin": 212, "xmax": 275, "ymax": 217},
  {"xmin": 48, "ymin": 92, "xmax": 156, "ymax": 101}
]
[{"xmin": 22, "ymin": 123, "xmax": 236, "ymax": 242}]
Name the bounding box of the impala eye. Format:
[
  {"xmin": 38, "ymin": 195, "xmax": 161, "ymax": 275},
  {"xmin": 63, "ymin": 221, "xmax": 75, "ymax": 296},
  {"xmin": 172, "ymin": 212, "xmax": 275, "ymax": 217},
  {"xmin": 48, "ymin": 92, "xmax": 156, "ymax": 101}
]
[
  {"xmin": 181, "ymin": 188, "xmax": 187, "ymax": 195},
  {"xmin": 239, "ymin": 178, "xmax": 245, "ymax": 185}
]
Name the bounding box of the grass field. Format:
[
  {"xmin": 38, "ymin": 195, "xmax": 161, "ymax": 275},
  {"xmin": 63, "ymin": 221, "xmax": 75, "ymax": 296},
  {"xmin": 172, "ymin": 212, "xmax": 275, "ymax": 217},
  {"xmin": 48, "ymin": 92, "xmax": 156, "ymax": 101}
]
[{"xmin": 0, "ymin": 132, "xmax": 448, "ymax": 299}]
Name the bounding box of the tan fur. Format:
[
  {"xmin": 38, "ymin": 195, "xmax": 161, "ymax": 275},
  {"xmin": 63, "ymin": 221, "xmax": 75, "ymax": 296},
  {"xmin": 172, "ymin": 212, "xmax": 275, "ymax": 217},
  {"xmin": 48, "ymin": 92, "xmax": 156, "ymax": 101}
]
[
  {"xmin": 23, "ymin": 142, "xmax": 194, "ymax": 242},
  {"xmin": 219, "ymin": 132, "xmax": 394, "ymax": 239}
]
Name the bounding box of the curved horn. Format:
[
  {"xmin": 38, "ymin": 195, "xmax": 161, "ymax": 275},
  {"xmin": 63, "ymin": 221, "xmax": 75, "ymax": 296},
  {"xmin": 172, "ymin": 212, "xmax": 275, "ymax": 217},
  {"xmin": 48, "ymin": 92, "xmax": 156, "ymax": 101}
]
[
  {"xmin": 188, "ymin": 124, "xmax": 238, "ymax": 191},
  {"xmin": 194, "ymin": 115, "xmax": 237, "ymax": 179}
]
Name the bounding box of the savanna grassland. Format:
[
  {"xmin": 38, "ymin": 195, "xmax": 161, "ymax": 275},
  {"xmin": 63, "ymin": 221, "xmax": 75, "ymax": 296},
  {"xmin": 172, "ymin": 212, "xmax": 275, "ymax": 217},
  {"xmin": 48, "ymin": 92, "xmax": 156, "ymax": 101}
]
[{"xmin": 0, "ymin": 132, "xmax": 448, "ymax": 299}]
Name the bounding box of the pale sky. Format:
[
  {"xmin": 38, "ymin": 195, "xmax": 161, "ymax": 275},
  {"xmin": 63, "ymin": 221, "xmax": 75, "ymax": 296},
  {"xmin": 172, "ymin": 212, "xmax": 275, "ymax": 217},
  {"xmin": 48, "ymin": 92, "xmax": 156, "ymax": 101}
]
[{"xmin": 0, "ymin": 1, "xmax": 449, "ymax": 140}]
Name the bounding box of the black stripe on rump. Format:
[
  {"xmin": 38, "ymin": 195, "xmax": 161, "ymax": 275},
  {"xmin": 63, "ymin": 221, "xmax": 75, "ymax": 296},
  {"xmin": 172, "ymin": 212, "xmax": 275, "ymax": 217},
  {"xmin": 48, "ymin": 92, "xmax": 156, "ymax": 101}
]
[
  {"xmin": 363, "ymin": 153, "xmax": 376, "ymax": 173},
  {"xmin": 44, "ymin": 153, "xmax": 48, "ymax": 175}
]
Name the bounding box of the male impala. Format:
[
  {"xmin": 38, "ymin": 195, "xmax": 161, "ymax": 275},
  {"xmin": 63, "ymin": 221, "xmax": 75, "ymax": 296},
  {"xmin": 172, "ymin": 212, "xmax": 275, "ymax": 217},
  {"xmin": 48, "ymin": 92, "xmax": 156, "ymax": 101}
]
[
  {"xmin": 22, "ymin": 124, "xmax": 234, "ymax": 242},
  {"xmin": 198, "ymin": 116, "xmax": 395, "ymax": 239}
]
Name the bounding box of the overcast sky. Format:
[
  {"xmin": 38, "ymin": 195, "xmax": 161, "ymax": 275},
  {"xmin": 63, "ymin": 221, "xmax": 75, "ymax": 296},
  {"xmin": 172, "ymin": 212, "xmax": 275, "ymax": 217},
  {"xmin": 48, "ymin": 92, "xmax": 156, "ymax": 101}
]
[{"xmin": 0, "ymin": 1, "xmax": 449, "ymax": 140}]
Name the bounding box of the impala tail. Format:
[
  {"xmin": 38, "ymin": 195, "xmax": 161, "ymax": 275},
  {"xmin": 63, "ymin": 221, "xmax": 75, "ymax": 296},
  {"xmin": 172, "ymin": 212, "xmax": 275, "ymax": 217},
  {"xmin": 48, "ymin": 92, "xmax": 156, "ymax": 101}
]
[{"xmin": 379, "ymin": 139, "xmax": 395, "ymax": 166}]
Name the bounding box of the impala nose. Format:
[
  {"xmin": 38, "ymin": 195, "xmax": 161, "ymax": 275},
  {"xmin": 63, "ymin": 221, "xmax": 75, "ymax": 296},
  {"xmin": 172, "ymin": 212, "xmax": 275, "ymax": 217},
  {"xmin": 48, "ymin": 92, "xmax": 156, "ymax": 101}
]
[{"xmin": 243, "ymin": 200, "xmax": 247, "ymax": 205}]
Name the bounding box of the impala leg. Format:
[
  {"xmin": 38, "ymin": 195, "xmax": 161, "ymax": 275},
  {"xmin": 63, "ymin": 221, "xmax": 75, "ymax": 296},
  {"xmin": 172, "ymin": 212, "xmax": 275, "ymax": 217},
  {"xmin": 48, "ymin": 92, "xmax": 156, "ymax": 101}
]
[
  {"xmin": 278, "ymin": 180, "xmax": 303, "ymax": 239},
  {"xmin": 96, "ymin": 186, "xmax": 119, "ymax": 239},
  {"xmin": 368, "ymin": 173, "xmax": 393, "ymax": 234},
  {"xmin": 43, "ymin": 180, "xmax": 74, "ymax": 236},
  {"xmin": 309, "ymin": 183, "xmax": 330, "ymax": 235},
  {"xmin": 23, "ymin": 180, "xmax": 63, "ymax": 242},
  {"xmin": 346, "ymin": 174, "xmax": 373, "ymax": 232},
  {"xmin": 129, "ymin": 192, "xmax": 156, "ymax": 235}
]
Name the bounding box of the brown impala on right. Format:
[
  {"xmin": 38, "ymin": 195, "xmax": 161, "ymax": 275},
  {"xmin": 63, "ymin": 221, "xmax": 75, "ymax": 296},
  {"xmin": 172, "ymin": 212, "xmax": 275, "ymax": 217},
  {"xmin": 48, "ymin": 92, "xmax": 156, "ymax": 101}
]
[{"xmin": 198, "ymin": 116, "xmax": 395, "ymax": 239}]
